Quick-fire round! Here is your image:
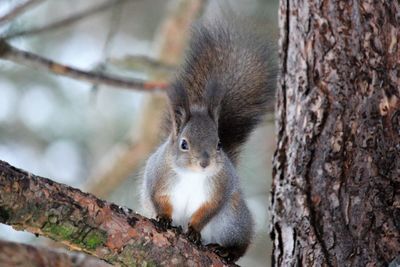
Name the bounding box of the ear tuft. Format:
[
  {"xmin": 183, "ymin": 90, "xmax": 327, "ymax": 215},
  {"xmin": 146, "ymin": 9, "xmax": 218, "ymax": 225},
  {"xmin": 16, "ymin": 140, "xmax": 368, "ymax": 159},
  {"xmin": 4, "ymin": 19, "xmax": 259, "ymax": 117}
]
[
  {"xmin": 167, "ymin": 82, "xmax": 190, "ymax": 137},
  {"xmin": 205, "ymin": 79, "xmax": 225, "ymax": 124}
]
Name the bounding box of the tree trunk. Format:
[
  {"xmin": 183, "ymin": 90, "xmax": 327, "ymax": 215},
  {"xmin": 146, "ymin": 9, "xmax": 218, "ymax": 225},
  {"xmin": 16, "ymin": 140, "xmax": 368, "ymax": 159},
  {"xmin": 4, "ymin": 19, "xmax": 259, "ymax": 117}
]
[{"xmin": 271, "ymin": 0, "xmax": 400, "ymax": 266}]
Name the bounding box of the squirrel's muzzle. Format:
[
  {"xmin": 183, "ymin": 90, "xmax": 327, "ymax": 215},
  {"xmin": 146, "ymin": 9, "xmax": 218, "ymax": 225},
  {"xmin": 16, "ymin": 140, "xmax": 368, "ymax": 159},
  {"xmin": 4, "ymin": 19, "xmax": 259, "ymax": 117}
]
[{"xmin": 199, "ymin": 152, "xmax": 210, "ymax": 168}]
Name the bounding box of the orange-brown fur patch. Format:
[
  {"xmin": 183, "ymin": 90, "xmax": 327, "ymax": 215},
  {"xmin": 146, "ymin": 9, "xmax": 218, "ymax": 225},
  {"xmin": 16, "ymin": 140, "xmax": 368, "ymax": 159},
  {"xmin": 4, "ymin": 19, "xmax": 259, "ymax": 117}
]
[
  {"xmin": 154, "ymin": 195, "xmax": 173, "ymax": 218},
  {"xmin": 189, "ymin": 201, "xmax": 218, "ymax": 231},
  {"xmin": 189, "ymin": 172, "xmax": 227, "ymax": 231}
]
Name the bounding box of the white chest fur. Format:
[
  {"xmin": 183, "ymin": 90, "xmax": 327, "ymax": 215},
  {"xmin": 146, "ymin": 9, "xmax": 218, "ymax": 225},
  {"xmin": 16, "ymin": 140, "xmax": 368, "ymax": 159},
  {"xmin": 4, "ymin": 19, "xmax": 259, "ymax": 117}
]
[{"xmin": 170, "ymin": 168, "xmax": 210, "ymax": 229}]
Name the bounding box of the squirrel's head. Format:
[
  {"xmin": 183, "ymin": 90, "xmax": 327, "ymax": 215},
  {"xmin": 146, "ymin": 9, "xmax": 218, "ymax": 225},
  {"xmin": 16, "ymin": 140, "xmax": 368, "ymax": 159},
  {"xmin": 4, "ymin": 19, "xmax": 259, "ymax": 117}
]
[
  {"xmin": 168, "ymin": 80, "xmax": 224, "ymax": 173},
  {"xmin": 171, "ymin": 110, "xmax": 222, "ymax": 173}
]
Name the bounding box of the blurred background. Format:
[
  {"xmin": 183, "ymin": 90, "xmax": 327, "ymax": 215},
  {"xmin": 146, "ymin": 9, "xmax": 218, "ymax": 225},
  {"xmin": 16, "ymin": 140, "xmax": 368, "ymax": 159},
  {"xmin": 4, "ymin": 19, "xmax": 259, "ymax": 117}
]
[{"xmin": 0, "ymin": 0, "xmax": 278, "ymax": 266}]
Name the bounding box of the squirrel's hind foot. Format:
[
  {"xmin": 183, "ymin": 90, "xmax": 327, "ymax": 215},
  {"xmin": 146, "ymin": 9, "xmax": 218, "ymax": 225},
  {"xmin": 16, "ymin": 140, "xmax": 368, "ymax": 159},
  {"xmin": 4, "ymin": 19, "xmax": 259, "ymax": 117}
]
[
  {"xmin": 206, "ymin": 243, "xmax": 246, "ymax": 263},
  {"xmin": 155, "ymin": 216, "xmax": 172, "ymax": 231},
  {"xmin": 186, "ymin": 226, "xmax": 202, "ymax": 245}
]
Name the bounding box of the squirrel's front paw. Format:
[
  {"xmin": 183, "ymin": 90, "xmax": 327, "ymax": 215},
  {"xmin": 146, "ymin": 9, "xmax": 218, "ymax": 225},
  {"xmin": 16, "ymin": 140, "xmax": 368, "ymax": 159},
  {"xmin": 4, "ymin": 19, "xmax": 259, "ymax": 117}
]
[
  {"xmin": 156, "ymin": 215, "xmax": 172, "ymax": 231},
  {"xmin": 186, "ymin": 226, "xmax": 202, "ymax": 245}
]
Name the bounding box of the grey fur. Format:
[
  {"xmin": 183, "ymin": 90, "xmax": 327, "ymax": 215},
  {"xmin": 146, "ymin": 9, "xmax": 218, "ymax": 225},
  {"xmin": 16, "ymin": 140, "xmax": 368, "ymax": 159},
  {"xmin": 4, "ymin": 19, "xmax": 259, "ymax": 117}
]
[{"xmin": 141, "ymin": 137, "xmax": 254, "ymax": 260}]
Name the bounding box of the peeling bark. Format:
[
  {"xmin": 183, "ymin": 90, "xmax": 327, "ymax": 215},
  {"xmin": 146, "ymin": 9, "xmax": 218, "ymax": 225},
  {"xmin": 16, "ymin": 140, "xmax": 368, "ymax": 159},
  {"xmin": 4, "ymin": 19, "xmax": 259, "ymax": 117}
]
[
  {"xmin": 0, "ymin": 239, "xmax": 111, "ymax": 267},
  {"xmin": 0, "ymin": 160, "xmax": 234, "ymax": 267},
  {"xmin": 271, "ymin": 0, "xmax": 400, "ymax": 266}
]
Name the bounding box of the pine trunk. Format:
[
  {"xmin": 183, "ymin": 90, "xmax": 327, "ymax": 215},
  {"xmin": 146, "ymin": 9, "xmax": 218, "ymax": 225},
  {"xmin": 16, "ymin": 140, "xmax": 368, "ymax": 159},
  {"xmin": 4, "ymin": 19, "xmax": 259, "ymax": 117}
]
[{"xmin": 271, "ymin": 0, "xmax": 400, "ymax": 266}]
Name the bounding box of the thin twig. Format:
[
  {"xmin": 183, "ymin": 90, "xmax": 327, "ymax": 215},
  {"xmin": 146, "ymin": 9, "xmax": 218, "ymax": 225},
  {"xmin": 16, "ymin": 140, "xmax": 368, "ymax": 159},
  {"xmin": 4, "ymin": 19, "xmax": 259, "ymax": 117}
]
[
  {"xmin": 0, "ymin": 0, "xmax": 45, "ymax": 26},
  {"xmin": 111, "ymin": 55, "xmax": 176, "ymax": 73},
  {"xmin": 4, "ymin": 0, "xmax": 126, "ymax": 39},
  {"xmin": 101, "ymin": 0, "xmax": 123, "ymax": 63},
  {"xmin": 91, "ymin": 0, "xmax": 123, "ymax": 91},
  {"xmin": 0, "ymin": 39, "xmax": 168, "ymax": 91}
]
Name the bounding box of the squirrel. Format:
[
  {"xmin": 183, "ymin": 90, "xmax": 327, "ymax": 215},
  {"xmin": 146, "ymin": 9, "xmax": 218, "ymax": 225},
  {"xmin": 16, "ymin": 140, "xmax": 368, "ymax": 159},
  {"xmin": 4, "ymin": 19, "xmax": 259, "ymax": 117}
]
[{"xmin": 140, "ymin": 20, "xmax": 276, "ymax": 262}]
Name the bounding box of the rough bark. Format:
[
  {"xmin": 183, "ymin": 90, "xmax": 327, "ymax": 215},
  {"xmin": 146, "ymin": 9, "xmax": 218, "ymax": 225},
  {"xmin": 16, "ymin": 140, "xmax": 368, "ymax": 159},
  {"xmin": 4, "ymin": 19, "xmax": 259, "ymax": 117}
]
[
  {"xmin": 271, "ymin": 0, "xmax": 400, "ymax": 266},
  {"xmin": 0, "ymin": 240, "xmax": 111, "ymax": 267},
  {"xmin": 0, "ymin": 160, "xmax": 234, "ymax": 267}
]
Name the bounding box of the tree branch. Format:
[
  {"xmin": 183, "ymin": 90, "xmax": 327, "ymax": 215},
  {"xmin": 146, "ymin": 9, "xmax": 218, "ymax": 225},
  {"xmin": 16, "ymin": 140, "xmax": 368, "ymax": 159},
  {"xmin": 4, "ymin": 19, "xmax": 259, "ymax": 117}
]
[
  {"xmin": 0, "ymin": 239, "xmax": 111, "ymax": 267},
  {"xmin": 0, "ymin": 0, "xmax": 44, "ymax": 26},
  {"xmin": 90, "ymin": 0, "xmax": 124, "ymax": 92},
  {"xmin": 4, "ymin": 0, "xmax": 126, "ymax": 39},
  {"xmin": 110, "ymin": 55, "xmax": 176, "ymax": 80},
  {"xmin": 0, "ymin": 40, "xmax": 168, "ymax": 91},
  {"xmin": 0, "ymin": 160, "xmax": 234, "ymax": 266}
]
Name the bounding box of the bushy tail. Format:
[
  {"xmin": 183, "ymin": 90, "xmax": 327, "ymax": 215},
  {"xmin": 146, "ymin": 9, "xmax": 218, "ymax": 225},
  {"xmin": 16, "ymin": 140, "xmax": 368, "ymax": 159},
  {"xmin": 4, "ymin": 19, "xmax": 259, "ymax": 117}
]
[{"xmin": 169, "ymin": 20, "xmax": 277, "ymax": 163}]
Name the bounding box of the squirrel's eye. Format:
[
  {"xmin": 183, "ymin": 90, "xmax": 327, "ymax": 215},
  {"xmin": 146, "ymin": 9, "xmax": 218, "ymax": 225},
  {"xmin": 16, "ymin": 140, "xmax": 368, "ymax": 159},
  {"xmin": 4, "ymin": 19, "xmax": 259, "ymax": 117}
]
[
  {"xmin": 180, "ymin": 139, "xmax": 189, "ymax": 151},
  {"xmin": 217, "ymin": 141, "xmax": 222, "ymax": 151}
]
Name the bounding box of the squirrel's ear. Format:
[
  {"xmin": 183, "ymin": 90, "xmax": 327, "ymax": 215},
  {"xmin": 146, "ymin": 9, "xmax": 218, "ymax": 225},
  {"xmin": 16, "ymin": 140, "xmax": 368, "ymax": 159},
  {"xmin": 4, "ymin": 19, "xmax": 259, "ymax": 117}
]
[
  {"xmin": 168, "ymin": 83, "xmax": 190, "ymax": 137},
  {"xmin": 205, "ymin": 80, "xmax": 224, "ymax": 123},
  {"xmin": 169, "ymin": 105, "xmax": 188, "ymax": 137}
]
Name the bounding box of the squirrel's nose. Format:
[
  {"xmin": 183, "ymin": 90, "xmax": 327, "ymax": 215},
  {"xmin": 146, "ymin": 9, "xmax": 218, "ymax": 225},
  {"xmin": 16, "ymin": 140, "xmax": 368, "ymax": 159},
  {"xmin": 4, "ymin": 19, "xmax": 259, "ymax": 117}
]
[{"xmin": 199, "ymin": 152, "xmax": 210, "ymax": 168}]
